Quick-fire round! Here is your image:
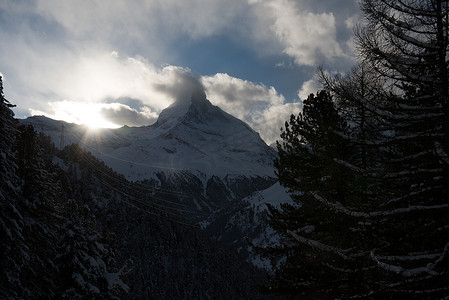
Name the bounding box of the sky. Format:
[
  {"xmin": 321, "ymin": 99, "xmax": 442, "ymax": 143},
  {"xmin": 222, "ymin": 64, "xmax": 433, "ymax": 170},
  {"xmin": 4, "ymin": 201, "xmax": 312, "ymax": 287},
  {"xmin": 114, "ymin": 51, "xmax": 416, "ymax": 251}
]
[{"xmin": 0, "ymin": 0, "xmax": 361, "ymax": 145}]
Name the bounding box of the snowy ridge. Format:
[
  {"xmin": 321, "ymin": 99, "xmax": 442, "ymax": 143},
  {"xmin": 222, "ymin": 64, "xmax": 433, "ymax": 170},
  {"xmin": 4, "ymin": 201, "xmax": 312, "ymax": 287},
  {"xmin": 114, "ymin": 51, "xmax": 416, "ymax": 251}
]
[
  {"xmin": 204, "ymin": 182, "xmax": 293, "ymax": 269},
  {"xmin": 22, "ymin": 92, "xmax": 276, "ymax": 182}
]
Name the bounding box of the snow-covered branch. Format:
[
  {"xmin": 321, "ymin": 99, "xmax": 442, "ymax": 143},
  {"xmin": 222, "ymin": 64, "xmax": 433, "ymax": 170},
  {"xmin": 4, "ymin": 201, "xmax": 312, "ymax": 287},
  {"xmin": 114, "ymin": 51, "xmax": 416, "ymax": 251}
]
[
  {"xmin": 370, "ymin": 249, "xmax": 441, "ymax": 277},
  {"xmin": 374, "ymin": 107, "xmax": 444, "ymax": 122},
  {"xmin": 333, "ymin": 158, "xmax": 378, "ymax": 177},
  {"xmin": 312, "ymin": 192, "xmax": 449, "ymax": 218},
  {"xmin": 382, "ymin": 185, "xmax": 443, "ymax": 206},
  {"xmin": 382, "ymin": 167, "xmax": 443, "ymax": 178},
  {"xmin": 286, "ymin": 230, "xmax": 354, "ymax": 260},
  {"xmin": 434, "ymin": 141, "xmax": 449, "ymax": 166},
  {"xmin": 332, "ymin": 128, "xmax": 444, "ymax": 146},
  {"xmin": 388, "ymin": 150, "xmax": 434, "ymax": 162},
  {"xmin": 397, "ymin": 101, "xmax": 442, "ymax": 110}
]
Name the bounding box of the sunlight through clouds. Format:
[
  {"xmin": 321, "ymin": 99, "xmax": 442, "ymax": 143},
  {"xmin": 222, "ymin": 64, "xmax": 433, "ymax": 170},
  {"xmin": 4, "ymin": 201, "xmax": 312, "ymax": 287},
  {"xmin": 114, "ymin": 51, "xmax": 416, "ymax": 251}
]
[
  {"xmin": 30, "ymin": 101, "xmax": 119, "ymax": 128},
  {"xmin": 16, "ymin": 48, "xmax": 206, "ymax": 125},
  {"xmin": 30, "ymin": 100, "xmax": 159, "ymax": 128},
  {"xmin": 0, "ymin": 0, "xmax": 361, "ymax": 144}
]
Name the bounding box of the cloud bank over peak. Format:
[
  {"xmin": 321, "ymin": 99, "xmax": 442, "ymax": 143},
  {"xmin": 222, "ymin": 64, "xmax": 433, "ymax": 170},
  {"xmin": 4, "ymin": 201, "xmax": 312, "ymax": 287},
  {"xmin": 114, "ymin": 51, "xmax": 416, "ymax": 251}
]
[
  {"xmin": 7, "ymin": 46, "xmax": 209, "ymax": 127},
  {"xmin": 202, "ymin": 73, "xmax": 285, "ymax": 117},
  {"xmin": 202, "ymin": 73, "xmax": 301, "ymax": 144},
  {"xmin": 154, "ymin": 66, "xmax": 206, "ymax": 104},
  {"xmin": 0, "ymin": 0, "xmax": 361, "ymax": 144}
]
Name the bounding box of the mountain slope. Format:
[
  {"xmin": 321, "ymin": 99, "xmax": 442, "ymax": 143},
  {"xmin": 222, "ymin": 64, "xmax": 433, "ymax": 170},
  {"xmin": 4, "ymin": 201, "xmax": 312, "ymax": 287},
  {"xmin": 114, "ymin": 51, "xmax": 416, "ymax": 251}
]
[
  {"xmin": 21, "ymin": 92, "xmax": 289, "ymax": 268},
  {"xmin": 23, "ymin": 92, "xmax": 276, "ymax": 180},
  {"xmin": 21, "ymin": 93, "xmax": 278, "ymax": 217},
  {"xmin": 204, "ymin": 182, "xmax": 293, "ymax": 269}
]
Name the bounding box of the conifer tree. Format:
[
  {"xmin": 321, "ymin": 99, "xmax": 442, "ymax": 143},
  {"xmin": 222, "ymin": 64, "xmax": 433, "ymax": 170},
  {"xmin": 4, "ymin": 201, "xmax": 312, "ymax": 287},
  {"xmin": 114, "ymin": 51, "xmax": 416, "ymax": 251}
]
[
  {"xmin": 0, "ymin": 76, "xmax": 26, "ymax": 297},
  {"xmin": 262, "ymin": 91, "xmax": 375, "ymax": 297},
  {"xmin": 0, "ymin": 77, "xmax": 129, "ymax": 298},
  {"xmin": 262, "ymin": 1, "xmax": 449, "ymax": 297},
  {"xmin": 55, "ymin": 200, "xmax": 129, "ymax": 299},
  {"xmin": 356, "ymin": 0, "xmax": 449, "ymax": 197},
  {"xmin": 0, "ymin": 78, "xmax": 59, "ymax": 297},
  {"xmin": 355, "ymin": 0, "xmax": 449, "ymax": 295},
  {"xmin": 319, "ymin": 64, "xmax": 389, "ymax": 212}
]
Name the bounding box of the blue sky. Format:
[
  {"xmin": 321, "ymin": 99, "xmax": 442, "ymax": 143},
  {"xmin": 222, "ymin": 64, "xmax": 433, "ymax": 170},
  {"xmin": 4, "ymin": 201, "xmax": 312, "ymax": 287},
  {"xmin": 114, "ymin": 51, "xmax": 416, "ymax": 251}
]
[{"xmin": 0, "ymin": 0, "xmax": 360, "ymax": 144}]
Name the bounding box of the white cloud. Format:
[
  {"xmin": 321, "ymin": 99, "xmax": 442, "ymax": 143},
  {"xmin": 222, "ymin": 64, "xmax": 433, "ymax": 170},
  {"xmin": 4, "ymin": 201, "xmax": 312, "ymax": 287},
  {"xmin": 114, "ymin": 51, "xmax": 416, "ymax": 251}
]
[
  {"xmin": 201, "ymin": 72, "xmax": 300, "ymax": 144},
  {"xmin": 298, "ymin": 78, "xmax": 321, "ymax": 100},
  {"xmin": 0, "ymin": 26, "xmax": 204, "ymax": 116},
  {"xmin": 154, "ymin": 66, "xmax": 205, "ymax": 104},
  {"xmin": 29, "ymin": 0, "xmax": 354, "ymax": 67},
  {"xmin": 99, "ymin": 103, "xmax": 159, "ymax": 126},
  {"xmin": 345, "ymin": 14, "xmax": 360, "ymax": 29},
  {"xmin": 33, "ymin": 0, "xmax": 248, "ymax": 46},
  {"xmin": 250, "ymin": 0, "xmax": 345, "ymax": 66},
  {"xmin": 201, "ymin": 73, "xmax": 284, "ymax": 119},
  {"xmin": 252, "ymin": 102, "xmax": 302, "ymax": 145}
]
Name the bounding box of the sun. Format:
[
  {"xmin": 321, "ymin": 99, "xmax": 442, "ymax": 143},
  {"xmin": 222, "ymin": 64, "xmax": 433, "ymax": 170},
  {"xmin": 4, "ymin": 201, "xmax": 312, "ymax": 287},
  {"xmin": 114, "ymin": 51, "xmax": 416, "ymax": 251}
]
[
  {"xmin": 81, "ymin": 113, "xmax": 118, "ymax": 129},
  {"xmin": 52, "ymin": 101, "xmax": 120, "ymax": 130},
  {"xmin": 73, "ymin": 105, "xmax": 119, "ymax": 129}
]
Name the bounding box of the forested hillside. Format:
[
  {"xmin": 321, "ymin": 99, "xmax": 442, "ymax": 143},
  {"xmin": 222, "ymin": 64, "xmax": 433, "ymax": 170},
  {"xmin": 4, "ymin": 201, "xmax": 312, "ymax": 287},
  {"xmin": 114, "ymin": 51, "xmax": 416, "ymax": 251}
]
[{"xmin": 0, "ymin": 77, "xmax": 268, "ymax": 299}]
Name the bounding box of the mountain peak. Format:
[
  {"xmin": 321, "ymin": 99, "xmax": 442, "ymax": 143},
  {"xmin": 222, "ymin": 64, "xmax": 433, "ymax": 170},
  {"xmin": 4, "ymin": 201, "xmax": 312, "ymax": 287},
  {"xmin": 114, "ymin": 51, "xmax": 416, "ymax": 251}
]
[
  {"xmin": 156, "ymin": 89, "xmax": 227, "ymax": 129},
  {"xmin": 21, "ymin": 94, "xmax": 277, "ymax": 180},
  {"xmin": 191, "ymin": 88, "xmax": 207, "ymax": 102}
]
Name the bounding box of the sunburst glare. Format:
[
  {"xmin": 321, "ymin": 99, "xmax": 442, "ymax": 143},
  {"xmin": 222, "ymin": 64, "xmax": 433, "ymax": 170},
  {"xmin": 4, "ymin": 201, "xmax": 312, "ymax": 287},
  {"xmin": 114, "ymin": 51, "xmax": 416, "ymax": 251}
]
[{"xmin": 43, "ymin": 100, "xmax": 121, "ymax": 129}]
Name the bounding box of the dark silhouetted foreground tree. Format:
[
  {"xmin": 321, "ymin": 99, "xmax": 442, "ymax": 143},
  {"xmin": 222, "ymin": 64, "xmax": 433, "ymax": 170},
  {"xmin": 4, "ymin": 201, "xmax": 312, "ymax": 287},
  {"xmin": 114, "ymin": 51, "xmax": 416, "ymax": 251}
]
[
  {"xmin": 261, "ymin": 0, "xmax": 449, "ymax": 297},
  {"xmin": 0, "ymin": 77, "xmax": 129, "ymax": 299}
]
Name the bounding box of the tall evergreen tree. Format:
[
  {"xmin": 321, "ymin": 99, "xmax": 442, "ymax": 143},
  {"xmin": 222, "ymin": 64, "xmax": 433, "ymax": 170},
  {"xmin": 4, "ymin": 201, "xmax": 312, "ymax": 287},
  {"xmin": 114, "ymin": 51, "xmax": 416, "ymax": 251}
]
[
  {"xmin": 355, "ymin": 0, "xmax": 449, "ymax": 295},
  {"xmin": 261, "ymin": 91, "xmax": 376, "ymax": 297},
  {"xmin": 319, "ymin": 63, "xmax": 392, "ymax": 216},
  {"xmin": 0, "ymin": 78, "xmax": 59, "ymax": 297},
  {"xmin": 262, "ymin": 1, "xmax": 449, "ymax": 297},
  {"xmin": 0, "ymin": 76, "xmax": 18, "ymax": 195},
  {"xmin": 356, "ymin": 0, "xmax": 449, "ymax": 196},
  {"xmin": 0, "ymin": 76, "xmax": 27, "ymax": 298},
  {"xmin": 0, "ymin": 77, "xmax": 130, "ymax": 298}
]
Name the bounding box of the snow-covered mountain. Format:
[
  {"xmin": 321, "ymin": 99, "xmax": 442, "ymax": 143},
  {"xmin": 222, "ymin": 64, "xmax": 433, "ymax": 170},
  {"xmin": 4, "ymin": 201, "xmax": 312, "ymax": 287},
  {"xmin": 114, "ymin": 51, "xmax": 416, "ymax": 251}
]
[
  {"xmin": 23, "ymin": 91, "xmax": 276, "ymax": 180},
  {"xmin": 204, "ymin": 182, "xmax": 292, "ymax": 269},
  {"xmin": 21, "ymin": 91, "xmax": 292, "ymax": 267}
]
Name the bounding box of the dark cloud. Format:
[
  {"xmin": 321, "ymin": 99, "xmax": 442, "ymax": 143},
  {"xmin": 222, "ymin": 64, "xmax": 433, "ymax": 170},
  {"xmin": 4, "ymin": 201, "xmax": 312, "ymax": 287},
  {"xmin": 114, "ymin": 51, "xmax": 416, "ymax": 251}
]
[
  {"xmin": 99, "ymin": 104, "xmax": 157, "ymax": 127},
  {"xmin": 153, "ymin": 67, "xmax": 206, "ymax": 102}
]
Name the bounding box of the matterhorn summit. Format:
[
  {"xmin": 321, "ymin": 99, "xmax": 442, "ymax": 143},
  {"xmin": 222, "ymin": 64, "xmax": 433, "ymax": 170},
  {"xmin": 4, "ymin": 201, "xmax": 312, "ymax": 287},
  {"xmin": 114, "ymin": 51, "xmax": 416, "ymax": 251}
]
[
  {"xmin": 22, "ymin": 91, "xmax": 279, "ymax": 213},
  {"xmin": 148, "ymin": 90, "xmax": 277, "ymax": 178}
]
